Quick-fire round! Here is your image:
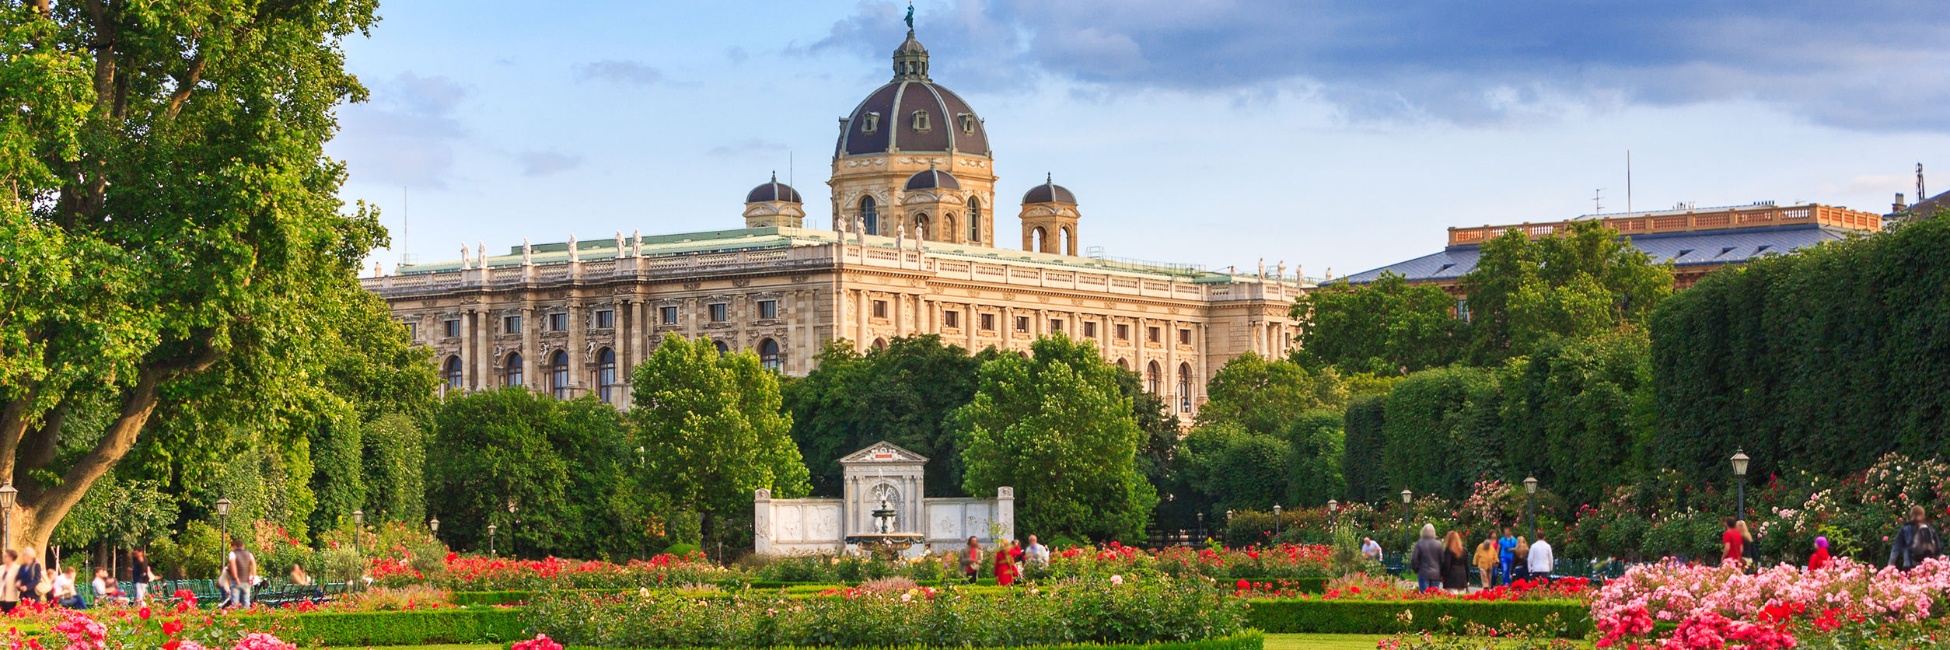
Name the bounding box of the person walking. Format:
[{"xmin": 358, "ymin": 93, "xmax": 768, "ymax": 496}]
[
  {"xmin": 1720, "ymin": 517, "xmax": 1745, "ymax": 569},
  {"xmin": 1441, "ymin": 531, "xmax": 1469, "ymax": 592},
  {"xmin": 131, "ymin": 549, "xmax": 154, "ymax": 604},
  {"xmin": 993, "ymin": 540, "xmax": 1022, "ymax": 586},
  {"xmin": 1023, "ymin": 535, "xmax": 1050, "ymax": 568},
  {"xmin": 962, "ymin": 536, "xmax": 983, "ymax": 584},
  {"xmin": 1409, "ymin": 524, "xmax": 1444, "ymax": 592},
  {"xmin": 15, "ymin": 549, "xmax": 45, "ymax": 604},
  {"xmin": 1497, "ymin": 527, "xmax": 1518, "ymax": 586},
  {"xmin": 1737, "ymin": 520, "xmax": 1758, "ymax": 570},
  {"xmin": 1808, "ymin": 536, "xmax": 1831, "ymax": 571},
  {"xmin": 1527, "ymin": 534, "xmax": 1555, "ymax": 583},
  {"xmin": 223, "ymin": 538, "xmax": 257, "ymax": 608},
  {"xmin": 1512, "ymin": 537, "xmax": 1532, "ymax": 582},
  {"xmin": 1889, "ymin": 505, "xmax": 1941, "ymax": 571},
  {"xmin": 0, "ymin": 551, "xmax": 18, "ymax": 613},
  {"xmin": 1473, "ymin": 539, "xmax": 1498, "ymax": 589}
]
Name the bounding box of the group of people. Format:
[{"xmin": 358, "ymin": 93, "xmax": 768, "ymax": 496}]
[
  {"xmin": 1402, "ymin": 524, "xmax": 1554, "ymax": 592},
  {"xmin": 958, "ymin": 534, "xmax": 1050, "ymax": 586},
  {"xmin": 0, "ymin": 548, "xmax": 158, "ymax": 612},
  {"xmin": 1725, "ymin": 505, "xmax": 1940, "ymax": 572}
]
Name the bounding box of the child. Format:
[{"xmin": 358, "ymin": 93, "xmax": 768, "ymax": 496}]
[{"xmin": 1808, "ymin": 536, "xmax": 1831, "ymax": 571}]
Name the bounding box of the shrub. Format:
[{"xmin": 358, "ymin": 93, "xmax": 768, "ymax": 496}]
[{"xmin": 245, "ymin": 609, "xmax": 528, "ymax": 647}]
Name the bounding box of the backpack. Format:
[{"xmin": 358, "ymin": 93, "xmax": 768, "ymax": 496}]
[{"xmin": 1913, "ymin": 525, "xmax": 1939, "ymax": 559}]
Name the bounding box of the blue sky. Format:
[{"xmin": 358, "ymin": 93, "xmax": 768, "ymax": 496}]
[{"xmin": 332, "ymin": 1, "xmax": 1950, "ymax": 277}]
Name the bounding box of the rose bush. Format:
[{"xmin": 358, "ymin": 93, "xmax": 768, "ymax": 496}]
[{"xmin": 1590, "ymin": 556, "xmax": 1950, "ymax": 648}]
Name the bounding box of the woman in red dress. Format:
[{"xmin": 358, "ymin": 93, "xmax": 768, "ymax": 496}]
[{"xmin": 993, "ymin": 540, "xmax": 1022, "ymax": 586}]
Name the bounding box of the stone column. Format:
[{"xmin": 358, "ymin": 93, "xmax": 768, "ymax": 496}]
[
  {"xmin": 521, "ymin": 305, "xmax": 537, "ymax": 391},
  {"xmin": 995, "ymin": 487, "xmax": 1015, "ymax": 542},
  {"xmin": 753, "ymin": 488, "xmax": 774, "ymax": 555},
  {"xmin": 855, "ymin": 289, "xmax": 869, "ymax": 350},
  {"xmin": 458, "ymin": 311, "xmax": 473, "ymax": 392},
  {"xmin": 1164, "ymin": 319, "xmax": 1178, "ymax": 411},
  {"xmin": 965, "ymin": 303, "xmax": 978, "ymax": 352},
  {"xmin": 568, "ymin": 299, "xmax": 586, "ymax": 396}
]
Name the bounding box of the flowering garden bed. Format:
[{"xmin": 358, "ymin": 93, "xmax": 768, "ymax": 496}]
[{"xmin": 1591, "ymin": 556, "xmax": 1950, "ymax": 649}]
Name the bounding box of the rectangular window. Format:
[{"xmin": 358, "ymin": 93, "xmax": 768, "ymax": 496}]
[
  {"xmin": 404, "ymin": 322, "xmax": 417, "ymax": 339},
  {"xmin": 595, "ymin": 309, "xmax": 615, "ymax": 329},
  {"xmin": 1115, "ymin": 323, "xmax": 1130, "ymax": 340},
  {"xmin": 503, "ymin": 315, "xmax": 521, "ymax": 334},
  {"xmin": 1014, "ymin": 316, "xmax": 1030, "ymax": 333},
  {"xmin": 1083, "ymin": 322, "xmax": 1098, "ymax": 338},
  {"xmin": 1147, "ymin": 326, "xmax": 1162, "ymax": 343},
  {"xmin": 709, "ymin": 303, "xmax": 729, "ymax": 322},
  {"xmin": 944, "ymin": 311, "xmax": 961, "ymax": 328},
  {"xmin": 1179, "ymin": 328, "xmax": 1193, "ymax": 345},
  {"xmin": 443, "ymin": 319, "xmax": 461, "ymax": 337},
  {"xmin": 980, "ymin": 313, "xmax": 996, "ymax": 332},
  {"xmin": 757, "ymin": 300, "xmax": 778, "ymax": 320},
  {"xmin": 660, "ymin": 306, "xmax": 679, "ymax": 325},
  {"xmin": 548, "ymin": 313, "xmax": 568, "ymax": 331},
  {"xmin": 872, "ymin": 300, "xmax": 888, "ymax": 318},
  {"xmin": 1050, "ymin": 319, "xmax": 1064, "ymax": 333}
]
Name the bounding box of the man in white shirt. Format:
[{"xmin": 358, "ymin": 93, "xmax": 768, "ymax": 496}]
[
  {"xmin": 1361, "ymin": 537, "xmax": 1383, "ymax": 561},
  {"xmin": 1024, "ymin": 535, "xmax": 1050, "ymax": 567},
  {"xmin": 1527, "ymin": 534, "xmax": 1555, "ymax": 583}
]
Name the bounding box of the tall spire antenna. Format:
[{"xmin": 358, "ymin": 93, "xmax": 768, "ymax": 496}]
[
  {"xmin": 1593, "ymin": 188, "xmax": 1604, "ymax": 214},
  {"xmin": 1920, "ymin": 162, "xmax": 1927, "ymax": 201}
]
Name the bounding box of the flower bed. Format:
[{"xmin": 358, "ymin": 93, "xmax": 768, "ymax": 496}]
[
  {"xmin": 1244, "ymin": 599, "xmax": 1590, "ymax": 637},
  {"xmin": 529, "ymin": 576, "xmax": 1245, "ymax": 648},
  {"xmin": 1590, "ymin": 556, "xmax": 1950, "ymax": 648},
  {"xmin": 1230, "ymin": 575, "xmax": 1589, "ymax": 603},
  {"xmin": 374, "ymin": 552, "xmax": 736, "ymax": 591}
]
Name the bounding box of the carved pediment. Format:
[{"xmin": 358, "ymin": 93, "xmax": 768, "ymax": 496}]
[{"xmin": 838, "ymin": 441, "xmax": 930, "ymax": 464}]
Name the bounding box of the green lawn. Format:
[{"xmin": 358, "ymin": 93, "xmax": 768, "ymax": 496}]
[{"xmin": 1264, "ymin": 634, "xmax": 1385, "ymax": 650}]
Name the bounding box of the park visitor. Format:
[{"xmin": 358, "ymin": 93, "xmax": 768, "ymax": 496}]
[
  {"xmin": 1511, "ymin": 537, "xmax": 1532, "ymax": 582},
  {"xmin": 0, "ymin": 550, "xmax": 17, "ymax": 613},
  {"xmin": 131, "ymin": 549, "xmax": 154, "ymax": 603},
  {"xmin": 16, "ymin": 548, "xmax": 44, "ymax": 603},
  {"xmin": 290, "ymin": 563, "xmax": 313, "ymax": 586},
  {"xmin": 1808, "ymin": 536, "xmax": 1831, "ymax": 571},
  {"xmin": 1721, "ymin": 517, "xmax": 1745, "ymax": 568},
  {"xmin": 1409, "ymin": 524, "xmax": 1444, "ymax": 592},
  {"xmin": 1440, "ymin": 531, "xmax": 1469, "ymax": 592},
  {"xmin": 993, "ymin": 539, "xmax": 1022, "ymax": 586},
  {"xmin": 52, "ymin": 565, "xmax": 82, "ymax": 609},
  {"xmin": 1361, "ymin": 537, "xmax": 1383, "ymax": 561},
  {"xmin": 1527, "ymin": 534, "xmax": 1554, "ymax": 583},
  {"xmin": 1889, "ymin": 505, "xmax": 1940, "ymax": 570},
  {"xmin": 1737, "ymin": 520, "xmax": 1758, "ymax": 570},
  {"xmin": 1497, "ymin": 527, "xmax": 1518, "ymax": 585},
  {"xmin": 1023, "ymin": 534, "xmax": 1049, "ymax": 567},
  {"xmin": 90, "ymin": 567, "xmax": 126, "ymax": 605},
  {"xmin": 1472, "ymin": 538, "xmax": 1497, "ymax": 588},
  {"xmin": 962, "ymin": 536, "xmax": 982, "ymax": 584},
  {"xmin": 224, "ymin": 538, "xmax": 258, "ymax": 608}
]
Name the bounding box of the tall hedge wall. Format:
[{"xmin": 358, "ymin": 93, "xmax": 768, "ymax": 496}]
[
  {"xmin": 1340, "ymin": 396, "xmax": 1388, "ymax": 504},
  {"xmin": 1648, "ymin": 217, "xmax": 1950, "ymax": 483},
  {"xmin": 1381, "ymin": 367, "xmax": 1502, "ymax": 499}
]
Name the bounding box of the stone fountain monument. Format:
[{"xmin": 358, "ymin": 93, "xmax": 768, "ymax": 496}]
[{"xmin": 753, "ymin": 441, "xmax": 1013, "ymax": 556}]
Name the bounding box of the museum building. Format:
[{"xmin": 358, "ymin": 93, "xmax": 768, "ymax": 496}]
[{"xmin": 359, "ymin": 29, "xmax": 1308, "ymax": 418}]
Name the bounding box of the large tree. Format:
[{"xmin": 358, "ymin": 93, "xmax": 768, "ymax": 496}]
[
  {"xmin": 1292, "ymin": 273, "xmax": 1466, "ymax": 376},
  {"xmin": 1461, "ymin": 221, "xmax": 1673, "ymax": 364},
  {"xmin": 1195, "ymin": 351, "xmax": 1347, "ymax": 435},
  {"xmin": 784, "ymin": 336, "xmax": 986, "ymax": 497},
  {"xmin": 953, "ymin": 336, "xmax": 1157, "ymax": 544},
  {"xmin": 427, "ymin": 388, "xmax": 631, "ymax": 559},
  {"xmin": 0, "ymin": 1, "xmax": 386, "ymax": 552},
  {"xmin": 632, "ymin": 333, "xmax": 809, "ymax": 551}
]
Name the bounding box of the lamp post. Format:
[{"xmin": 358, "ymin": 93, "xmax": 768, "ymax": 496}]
[
  {"xmin": 428, "ymin": 516, "xmax": 440, "ymax": 536},
  {"xmin": 0, "ymin": 482, "xmax": 16, "ymax": 551},
  {"xmin": 1523, "ymin": 477, "xmax": 1539, "ymax": 540},
  {"xmin": 487, "ymin": 524, "xmax": 498, "ymax": 557},
  {"xmin": 1196, "ymin": 512, "xmax": 1205, "ymax": 541},
  {"xmin": 216, "ymin": 498, "xmax": 233, "ymax": 574},
  {"xmin": 1327, "ymin": 499, "xmax": 1339, "ymax": 530},
  {"xmin": 1272, "ymin": 504, "xmax": 1282, "ymax": 541},
  {"xmin": 352, "ymin": 508, "xmax": 364, "ymax": 557},
  {"xmin": 1731, "ymin": 450, "xmax": 1751, "ymax": 521},
  {"xmin": 507, "ymin": 499, "xmax": 519, "ymax": 558}
]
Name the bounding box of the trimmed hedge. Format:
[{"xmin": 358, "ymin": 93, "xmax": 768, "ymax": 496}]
[
  {"xmin": 1244, "ymin": 599, "xmax": 1590, "ymax": 637},
  {"xmin": 561, "ymin": 633, "xmax": 1264, "ymax": 650},
  {"xmin": 238, "ymin": 608, "xmax": 529, "ymax": 647}
]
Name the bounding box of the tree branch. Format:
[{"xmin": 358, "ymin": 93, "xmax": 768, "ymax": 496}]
[
  {"xmin": 14, "ymin": 401, "xmax": 69, "ymax": 502},
  {"xmin": 164, "ymin": 54, "xmax": 206, "ymax": 120}
]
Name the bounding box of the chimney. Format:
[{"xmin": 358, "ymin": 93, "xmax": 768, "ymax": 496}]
[{"xmin": 1895, "ymin": 192, "xmax": 1908, "ymax": 213}]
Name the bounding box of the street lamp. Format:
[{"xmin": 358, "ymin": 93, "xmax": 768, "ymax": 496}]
[
  {"xmin": 1327, "ymin": 499, "xmax": 1339, "ymax": 529},
  {"xmin": 1272, "ymin": 504, "xmax": 1282, "ymax": 541},
  {"xmin": 487, "ymin": 524, "xmax": 498, "ymax": 557},
  {"xmin": 1196, "ymin": 512, "xmax": 1205, "ymax": 541},
  {"xmin": 1401, "ymin": 489, "xmax": 1413, "ymax": 505},
  {"xmin": 507, "ymin": 499, "xmax": 520, "ymax": 558},
  {"xmin": 1731, "ymin": 450, "xmax": 1751, "ymax": 521},
  {"xmin": 352, "ymin": 508, "xmax": 364, "ymax": 557},
  {"xmin": 215, "ymin": 498, "xmax": 233, "ymax": 573},
  {"xmin": 0, "ymin": 482, "xmax": 17, "ymax": 550},
  {"xmin": 428, "ymin": 517, "xmax": 440, "ymax": 535},
  {"xmin": 1523, "ymin": 477, "xmax": 1539, "ymax": 540}
]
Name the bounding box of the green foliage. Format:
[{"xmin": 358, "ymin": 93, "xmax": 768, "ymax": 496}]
[
  {"xmin": 955, "ymin": 336, "xmax": 1157, "ymax": 543},
  {"xmin": 1461, "ymin": 221, "xmax": 1674, "ymax": 365},
  {"xmin": 240, "ymin": 609, "xmax": 530, "ymax": 647},
  {"xmin": 361, "ymin": 413, "xmax": 428, "ymax": 525},
  {"xmin": 633, "ymin": 333, "xmax": 810, "ymax": 549},
  {"xmin": 1649, "ymin": 217, "xmax": 1950, "ymax": 485},
  {"xmin": 1283, "ymin": 410, "xmax": 1346, "ymax": 507},
  {"xmin": 1215, "ymin": 433, "xmax": 1291, "ymax": 513},
  {"xmin": 50, "ymin": 473, "xmax": 177, "ymax": 550},
  {"xmin": 1243, "ymin": 599, "xmax": 1589, "ymax": 637},
  {"xmin": 1381, "ymin": 368, "xmax": 1503, "ymax": 500},
  {"xmin": 427, "ymin": 389, "xmax": 631, "ymax": 558},
  {"xmin": 784, "ymin": 336, "xmax": 983, "ymax": 497},
  {"xmin": 148, "ymin": 520, "xmax": 222, "ymax": 579},
  {"xmin": 1340, "ymin": 396, "xmax": 1388, "ymax": 505},
  {"xmin": 1293, "ymin": 273, "xmax": 1467, "ymax": 375},
  {"xmin": 1196, "ymin": 353, "xmax": 1349, "ymax": 435},
  {"xmin": 1496, "ymin": 330, "xmax": 1655, "ymax": 508}
]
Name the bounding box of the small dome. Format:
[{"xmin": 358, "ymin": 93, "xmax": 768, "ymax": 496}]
[
  {"xmin": 905, "ymin": 168, "xmax": 961, "ymax": 191},
  {"xmin": 745, "ymin": 173, "xmax": 802, "ymax": 203},
  {"xmin": 1022, "ymin": 175, "xmax": 1076, "ymax": 204}
]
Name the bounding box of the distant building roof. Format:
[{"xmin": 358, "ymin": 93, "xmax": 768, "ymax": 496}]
[{"xmin": 1345, "ymin": 223, "xmax": 1858, "ymax": 285}]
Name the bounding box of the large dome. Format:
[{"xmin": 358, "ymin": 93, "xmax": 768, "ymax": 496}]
[{"xmin": 834, "ymin": 31, "xmax": 990, "ymax": 158}]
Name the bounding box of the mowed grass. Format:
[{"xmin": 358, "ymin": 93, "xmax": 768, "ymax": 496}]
[{"xmin": 1264, "ymin": 634, "xmax": 1385, "ymax": 650}]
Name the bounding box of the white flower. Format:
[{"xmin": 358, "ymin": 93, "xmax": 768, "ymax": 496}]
[{"xmin": 1110, "ymin": 574, "xmax": 1124, "ymax": 585}]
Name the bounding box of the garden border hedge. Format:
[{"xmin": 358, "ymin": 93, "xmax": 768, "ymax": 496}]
[
  {"xmin": 557, "ymin": 632, "xmax": 1264, "ymax": 650},
  {"xmin": 1244, "ymin": 599, "xmax": 1590, "ymax": 637},
  {"xmin": 234, "ymin": 608, "xmax": 529, "ymax": 646}
]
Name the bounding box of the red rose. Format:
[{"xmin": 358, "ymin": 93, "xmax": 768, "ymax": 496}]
[{"xmin": 163, "ymin": 619, "xmax": 185, "ymax": 636}]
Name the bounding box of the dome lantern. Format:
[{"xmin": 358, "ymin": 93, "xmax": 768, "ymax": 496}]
[{"xmin": 744, "ymin": 172, "xmax": 805, "ymax": 229}]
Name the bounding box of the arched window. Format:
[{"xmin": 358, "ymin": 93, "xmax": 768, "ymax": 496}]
[
  {"xmin": 442, "ymin": 356, "xmax": 463, "ymax": 392},
  {"xmin": 505, "ymin": 352, "xmax": 524, "ymax": 388},
  {"xmin": 968, "ymin": 198, "xmax": 982, "ymax": 242},
  {"xmin": 1146, "ymin": 361, "xmax": 1162, "ymax": 394},
  {"xmin": 1060, "ymin": 226, "xmax": 1073, "ymax": 255},
  {"xmin": 1177, "ymin": 363, "xmax": 1194, "ymax": 412},
  {"xmin": 872, "ymin": 338, "xmax": 888, "ymax": 351},
  {"xmin": 759, "ymin": 339, "xmax": 783, "ymax": 372},
  {"xmin": 1116, "ymin": 358, "xmax": 1130, "ymax": 371},
  {"xmin": 713, "ymin": 340, "xmax": 730, "ymax": 355},
  {"xmin": 860, "ymin": 196, "xmax": 878, "ymax": 235},
  {"xmin": 549, "ymin": 350, "xmax": 570, "ymax": 400},
  {"xmin": 1031, "ymin": 226, "xmax": 1046, "ymax": 252},
  {"xmin": 597, "ymin": 348, "xmax": 617, "ymax": 404}
]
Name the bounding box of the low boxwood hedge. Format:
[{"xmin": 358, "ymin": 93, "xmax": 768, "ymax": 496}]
[
  {"xmin": 559, "ymin": 632, "xmax": 1266, "ymax": 650},
  {"xmin": 1244, "ymin": 599, "xmax": 1590, "ymax": 637},
  {"xmin": 236, "ymin": 608, "xmax": 529, "ymax": 646}
]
